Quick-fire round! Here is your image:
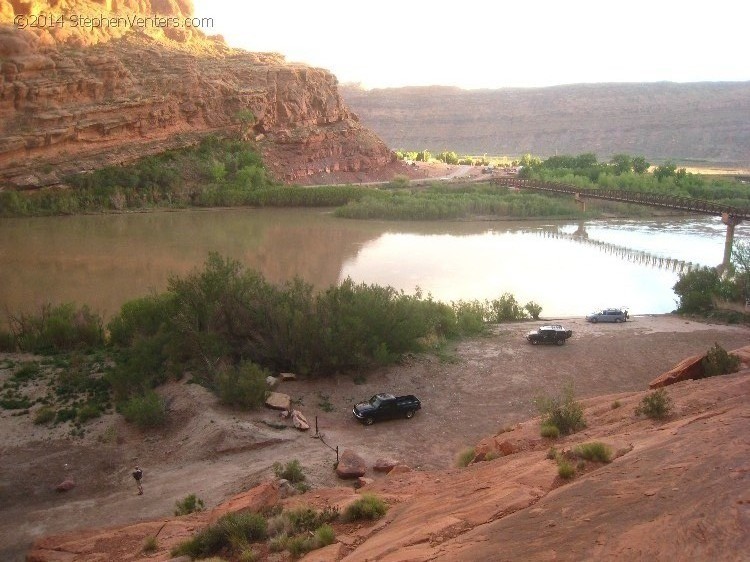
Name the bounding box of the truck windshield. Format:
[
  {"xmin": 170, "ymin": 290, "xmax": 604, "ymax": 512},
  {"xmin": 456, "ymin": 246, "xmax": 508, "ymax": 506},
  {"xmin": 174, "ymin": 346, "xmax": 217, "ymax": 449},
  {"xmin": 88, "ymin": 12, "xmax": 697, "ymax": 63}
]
[{"xmin": 369, "ymin": 396, "xmax": 381, "ymax": 408}]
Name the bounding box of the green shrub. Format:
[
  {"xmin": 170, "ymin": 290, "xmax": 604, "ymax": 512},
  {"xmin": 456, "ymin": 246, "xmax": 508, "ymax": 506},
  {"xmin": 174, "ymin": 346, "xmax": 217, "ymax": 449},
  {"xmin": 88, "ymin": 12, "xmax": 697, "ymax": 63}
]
[
  {"xmin": 314, "ymin": 524, "xmax": 335, "ymax": 547},
  {"xmin": 534, "ymin": 383, "xmax": 586, "ymax": 435},
  {"xmin": 268, "ymin": 534, "xmax": 288, "ymax": 552},
  {"xmin": 456, "ymin": 447, "xmax": 475, "ymax": 467},
  {"xmin": 557, "ymin": 458, "xmax": 576, "ymax": 479},
  {"xmin": 12, "ymin": 362, "xmax": 41, "ymax": 382},
  {"xmin": 635, "ymin": 389, "xmax": 673, "ymax": 420},
  {"xmin": 701, "ymin": 343, "xmax": 741, "ymax": 377},
  {"xmin": 216, "ymin": 361, "xmax": 269, "ymax": 409},
  {"xmin": 33, "ymin": 406, "xmax": 56, "ymax": 425},
  {"xmin": 175, "ymin": 493, "xmax": 205, "ymax": 516},
  {"xmin": 286, "ymin": 535, "xmax": 314, "ymax": 558},
  {"xmin": 574, "ymin": 442, "xmax": 612, "ymax": 463},
  {"xmin": 540, "ymin": 424, "xmax": 560, "ymax": 438},
  {"xmin": 142, "ymin": 536, "xmax": 158, "ymax": 553},
  {"xmin": 272, "ymin": 460, "xmax": 306, "ymax": 484},
  {"xmin": 76, "ymin": 403, "xmax": 103, "ymax": 423},
  {"xmin": 342, "ymin": 494, "xmax": 388, "ymax": 522},
  {"xmin": 171, "ymin": 511, "xmax": 267, "ymax": 559},
  {"xmin": 8, "ymin": 303, "xmax": 104, "ymax": 353},
  {"xmin": 121, "ymin": 390, "xmax": 167, "ymax": 428},
  {"xmin": 524, "ymin": 301, "xmax": 543, "ymax": 320}
]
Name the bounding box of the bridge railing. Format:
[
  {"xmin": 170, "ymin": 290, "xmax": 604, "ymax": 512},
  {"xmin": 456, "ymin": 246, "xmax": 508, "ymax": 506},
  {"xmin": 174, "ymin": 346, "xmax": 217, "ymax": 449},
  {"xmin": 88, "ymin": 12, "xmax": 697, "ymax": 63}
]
[{"xmin": 492, "ymin": 177, "xmax": 750, "ymax": 220}]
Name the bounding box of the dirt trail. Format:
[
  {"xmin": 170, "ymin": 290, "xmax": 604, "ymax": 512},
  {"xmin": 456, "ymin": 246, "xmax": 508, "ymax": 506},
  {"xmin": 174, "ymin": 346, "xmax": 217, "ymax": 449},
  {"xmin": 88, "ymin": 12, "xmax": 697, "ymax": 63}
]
[{"xmin": 2, "ymin": 314, "xmax": 749, "ymax": 561}]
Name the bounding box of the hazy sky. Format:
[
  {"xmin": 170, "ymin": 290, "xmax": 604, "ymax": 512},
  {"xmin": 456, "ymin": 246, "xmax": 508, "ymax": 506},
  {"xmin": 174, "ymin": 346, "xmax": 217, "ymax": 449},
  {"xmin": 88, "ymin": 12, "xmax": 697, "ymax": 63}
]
[{"xmin": 194, "ymin": 0, "xmax": 749, "ymax": 89}]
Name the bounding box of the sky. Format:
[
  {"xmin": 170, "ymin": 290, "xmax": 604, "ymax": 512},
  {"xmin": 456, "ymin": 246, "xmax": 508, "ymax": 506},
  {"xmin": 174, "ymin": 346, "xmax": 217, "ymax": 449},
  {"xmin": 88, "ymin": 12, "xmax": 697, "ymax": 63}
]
[{"xmin": 193, "ymin": 1, "xmax": 750, "ymax": 90}]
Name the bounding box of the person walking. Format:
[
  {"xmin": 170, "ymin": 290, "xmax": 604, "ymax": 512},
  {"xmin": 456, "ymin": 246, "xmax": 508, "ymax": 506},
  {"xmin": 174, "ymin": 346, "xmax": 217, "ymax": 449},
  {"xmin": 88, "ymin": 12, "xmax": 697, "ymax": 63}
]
[{"xmin": 132, "ymin": 465, "xmax": 143, "ymax": 495}]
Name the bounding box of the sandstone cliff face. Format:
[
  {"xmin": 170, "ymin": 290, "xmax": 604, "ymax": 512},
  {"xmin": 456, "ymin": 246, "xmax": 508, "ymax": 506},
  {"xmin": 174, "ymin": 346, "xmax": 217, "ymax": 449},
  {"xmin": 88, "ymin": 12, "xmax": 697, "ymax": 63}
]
[{"xmin": 0, "ymin": 1, "xmax": 394, "ymax": 187}]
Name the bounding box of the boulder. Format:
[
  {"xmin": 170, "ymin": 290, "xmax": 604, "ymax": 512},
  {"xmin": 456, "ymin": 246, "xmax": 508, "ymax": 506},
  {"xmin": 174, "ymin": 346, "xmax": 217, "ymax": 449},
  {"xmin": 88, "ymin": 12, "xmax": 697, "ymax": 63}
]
[
  {"xmin": 280, "ymin": 372, "xmax": 297, "ymax": 382},
  {"xmin": 55, "ymin": 479, "xmax": 75, "ymax": 492},
  {"xmin": 265, "ymin": 392, "xmax": 291, "ymax": 411},
  {"xmin": 373, "ymin": 458, "xmax": 399, "ymax": 473},
  {"xmin": 335, "ymin": 449, "xmax": 367, "ymax": 479},
  {"xmin": 387, "ymin": 465, "xmax": 412, "ymax": 476},
  {"xmin": 356, "ymin": 477, "xmax": 374, "ymax": 489},
  {"xmin": 649, "ymin": 354, "xmax": 704, "ymax": 388},
  {"xmin": 266, "ymin": 375, "xmax": 279, "ymax": 389},
  {"xmin": 292, "ymin": 410, "xmax": 310, "ymax": 431}
]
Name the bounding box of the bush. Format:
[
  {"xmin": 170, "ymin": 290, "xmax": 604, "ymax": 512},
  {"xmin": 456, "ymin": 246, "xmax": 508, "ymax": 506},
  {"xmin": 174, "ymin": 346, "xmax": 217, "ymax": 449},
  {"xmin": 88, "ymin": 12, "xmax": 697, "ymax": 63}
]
[
  {"xmin": 342, "ymin": 494, "xmax": 388, "ymax": 522},
  {"xmin": 171, "ymin": 511, "xmax": 267, "ymax": 559},
  {"xmin": 121, "ymin": 390, "xmax": 167, "ymax": 428},
  {"xmin": 175, "ymin": 493, "xmax": 205, "ymax": 516},
  {"xmin": 8, "ymin": 303, "xmax": 104, "ymax": 353},
  {"xmin": 216, "ymin": 361, "xmax": 269, "ymax": 409},
  {"xmin": 701, "ymin": 343, "xmax": 740, "ymax": 377},
  {"xmin": 456, "ymin": 447, "xmax": 475, "ymax": 467},
  {"xmin": 142, "ymin": 536, "xmax": 158, "ymax": 553},
  {"xmin": 540, "ymin": 424, "xmax": 560, "ymax": 439},
  {"xmin": 635, "ymin": 389, "xmax": 673, "ymax": 420},
  {"xmin": 574, "ymin": 442, "xmax": 612, "ymax": 463},
  {"xmin": 534, "ymin": 383, "xmax": 586, "ymax": 436},
  {"xmin": 33, "ymin": 406, "xmax": 56, "ymax": 425},
  {"xmin": 557, "ymin": 458, "xmax": 576, "ymax": 479},
  {"xmin": 314, "ymin": 524, "xmax": 336, "ymax": 547},
  {"xmin": 273, "ymin": 459, "xmax": 306, "ymax": 484}
]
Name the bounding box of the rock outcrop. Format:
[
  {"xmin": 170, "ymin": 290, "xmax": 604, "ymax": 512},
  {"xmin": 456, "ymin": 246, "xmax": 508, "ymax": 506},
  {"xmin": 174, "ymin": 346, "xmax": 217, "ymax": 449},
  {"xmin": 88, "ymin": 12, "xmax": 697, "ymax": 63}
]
[{"xmin": 0, "ymin": 2, "xmax": 396, "ymax": 188}]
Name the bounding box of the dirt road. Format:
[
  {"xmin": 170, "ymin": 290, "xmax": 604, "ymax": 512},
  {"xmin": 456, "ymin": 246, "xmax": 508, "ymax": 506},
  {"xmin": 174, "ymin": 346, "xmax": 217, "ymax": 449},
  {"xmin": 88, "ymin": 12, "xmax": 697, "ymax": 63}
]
[{"xmin": 2, "ymin": 314, "xmax": 748, "ymax": 560}]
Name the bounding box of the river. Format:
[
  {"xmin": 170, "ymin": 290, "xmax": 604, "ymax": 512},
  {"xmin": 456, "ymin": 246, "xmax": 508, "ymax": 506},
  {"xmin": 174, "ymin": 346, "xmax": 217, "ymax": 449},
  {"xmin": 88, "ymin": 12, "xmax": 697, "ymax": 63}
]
[{"xmin": 1, "ymin": 208, "xmax": 747, "ymax": 322}]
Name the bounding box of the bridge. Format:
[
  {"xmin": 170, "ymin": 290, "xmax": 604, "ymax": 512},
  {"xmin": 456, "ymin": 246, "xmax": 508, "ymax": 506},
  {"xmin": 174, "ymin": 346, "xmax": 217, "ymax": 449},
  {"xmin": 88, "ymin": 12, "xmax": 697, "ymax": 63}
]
[
  {"xmin": 492, "ymin": 177, "xmax": 750, "ymax": 270},
  {"xmin": 537, "ymin": 226, "xmax": 697, "ymax": 275}
]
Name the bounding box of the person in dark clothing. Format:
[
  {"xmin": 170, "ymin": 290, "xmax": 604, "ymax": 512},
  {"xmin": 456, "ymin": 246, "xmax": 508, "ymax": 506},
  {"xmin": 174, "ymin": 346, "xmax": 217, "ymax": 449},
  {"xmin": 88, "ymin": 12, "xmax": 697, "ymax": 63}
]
[{"xmin": 132, "ymin": 466, "xmax": 143, "ymax": 495}]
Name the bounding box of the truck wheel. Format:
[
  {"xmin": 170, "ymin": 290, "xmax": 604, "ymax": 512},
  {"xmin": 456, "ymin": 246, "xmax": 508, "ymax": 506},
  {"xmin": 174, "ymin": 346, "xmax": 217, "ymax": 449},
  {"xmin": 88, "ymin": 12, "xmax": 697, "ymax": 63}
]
[
  {"xmin": 405, "ymin": 410, "xmax": 414, "ymax": 419},
  {"xmin": 530, "ymin": 339, "xmax": 538, "ymax": 345},
  {"xmin": 555, "ymin": 339, "xmax": 565, "ymax": 346},
  {"xmin": 591, "ymin": 317, "xmax": 598, "ymax": 323},
  {"xmin": 364, "ymin": 417, "xmax": 374, "ymax": 426}
]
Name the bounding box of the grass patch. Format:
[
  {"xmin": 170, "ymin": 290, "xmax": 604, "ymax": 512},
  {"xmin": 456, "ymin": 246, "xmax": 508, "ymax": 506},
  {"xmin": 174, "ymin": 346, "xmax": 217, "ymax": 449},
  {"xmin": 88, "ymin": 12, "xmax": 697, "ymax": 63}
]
[
  {"xmin": 634, "ymin": 389, "xmax": 673, "ymax": 420},
  {"xmin": 456, "ymin": 447, "xmax": 475, "ymax": 467},
  {"xmin": 174, "ymin": 493, "xmax": 205, "ymax": 516},
  {"xmin": 120, "ymin": 390, "xmax": 167, "ymax": 428},
  {"xmin": 534, "ymin": 382, "xmax": 586, "ymax": 436},
  {"xmin": 142, "ymin": 535, "xmax": 158, "ymax": 553},
  {"xmin": 171, "ymin": 511, "xmax": 267, "ymax": 559},
  {"xmin": 574, "ymin": 442, "xmax": 612, "ymax": 463},
  {"xmin": 342, "ymin": 494, "xmax": 388, "ymax": 522}
]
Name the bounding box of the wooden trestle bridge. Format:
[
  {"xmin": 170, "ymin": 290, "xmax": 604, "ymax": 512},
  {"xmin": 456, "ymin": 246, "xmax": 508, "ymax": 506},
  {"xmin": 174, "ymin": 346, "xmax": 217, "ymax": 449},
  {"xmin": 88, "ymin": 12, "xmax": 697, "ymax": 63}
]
[{"xmin": 492, "ymin": 177, "xmax": 750, "ymax": 270}]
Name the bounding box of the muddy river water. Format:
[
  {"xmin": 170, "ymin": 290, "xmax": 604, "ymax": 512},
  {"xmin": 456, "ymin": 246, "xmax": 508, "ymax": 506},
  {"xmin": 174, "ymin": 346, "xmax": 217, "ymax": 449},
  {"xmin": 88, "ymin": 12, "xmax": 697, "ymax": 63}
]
[{"xmin": 1, "ymin": 208, "xmax": 748, "ymax": 321}]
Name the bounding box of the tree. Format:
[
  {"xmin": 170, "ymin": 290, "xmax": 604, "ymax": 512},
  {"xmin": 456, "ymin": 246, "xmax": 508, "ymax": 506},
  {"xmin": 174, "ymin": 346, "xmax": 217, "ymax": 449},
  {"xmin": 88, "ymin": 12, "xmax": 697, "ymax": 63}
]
[
  {"xmin": 673, "ymin": 267, "xmax": 721, "ymax": 313},
  {"xmin": 632, "ymin": 156, "xmax": 650, "ymax": 174},
  {"xmin": 610, "ymin": 154, "xmax": 632, "ymax": 175},
  {"xmin": 731, "ymin": 239, "xmax": 750, "ymax": 301},
  {"xmin": 654, "ymin": 162, "xmax": 677, "ymax": 182}
]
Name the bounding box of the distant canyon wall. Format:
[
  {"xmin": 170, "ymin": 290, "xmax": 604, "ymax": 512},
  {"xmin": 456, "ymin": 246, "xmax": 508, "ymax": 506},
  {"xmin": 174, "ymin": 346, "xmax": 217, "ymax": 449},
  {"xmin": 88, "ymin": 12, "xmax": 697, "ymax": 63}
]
[
  {"xmin": 0, "ymin": 1, "xmax": 393, "ymax": 188},
  {"xmin": 340, "ymin": 83, "xmax": 750, "ymax": 167}
]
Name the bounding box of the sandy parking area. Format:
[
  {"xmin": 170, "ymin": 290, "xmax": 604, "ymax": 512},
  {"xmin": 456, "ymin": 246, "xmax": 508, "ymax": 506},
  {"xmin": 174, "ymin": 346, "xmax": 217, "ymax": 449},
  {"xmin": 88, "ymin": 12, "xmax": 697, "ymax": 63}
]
[{"xmin": 1, "ymin": 314, "xmax": 748, "ymax": 560}]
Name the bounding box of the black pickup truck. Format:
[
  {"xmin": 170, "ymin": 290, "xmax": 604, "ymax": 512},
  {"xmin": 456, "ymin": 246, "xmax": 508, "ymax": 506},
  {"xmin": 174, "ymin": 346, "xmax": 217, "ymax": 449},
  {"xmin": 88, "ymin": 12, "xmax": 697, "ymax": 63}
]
[
  {"xmin": 352, "ymin": 393, "xmax": 421, "ymax": 425},
  {"xmin": 526, "ymin": 324, "xmax": 573, "ymax": 345}
]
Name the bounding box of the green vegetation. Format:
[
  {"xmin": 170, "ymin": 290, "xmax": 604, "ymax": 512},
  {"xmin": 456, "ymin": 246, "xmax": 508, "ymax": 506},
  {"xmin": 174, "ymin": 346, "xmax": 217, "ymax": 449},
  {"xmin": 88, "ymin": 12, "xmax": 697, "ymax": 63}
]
[
  {"xmin": 334, "ymin": 183, "xmax": 583, "ymax": 220},
  {"xmin": 456, "ymin": 447, "xmax": 476, "ymax": 467},
  {"xmin": 521, "ymin": 152, "xmax": 750, "ymax": 210},
  {"xmin": 342, "ymin": 494, "xmax": 389, "ymax": 522},
  {"xmin": 174, "ymin": 493, "xmax": 205, "ymax": 516},
  {"xmin": 534, "ymin": 383, "xmax": 586, "ymax": 436},
  {"xmin": 120, "ymin": 390, "xmax": 167, "ymax": 428},
  {"xmin": 142, "ymin": 536, "xmax": 158, "ymax": 553},
  {"xmin": 634, "ymin": 389, "xmax": 673, "ymax": 420},
  {"xmin": 573, "ymin": 442, "xmax": 612, "ymax": 463},
  {"xmin": 540, "ymin": 424, "xmax": 560, "ymax": 439},
  {"xmin": 272, "ymin": 459, "xmax": 308, "ymax": 492},
  {"xmin": 701, "ymin": 343, "xmax": 741, "ymax": 377},
  {"xmin": 557, "ymin": 458, "xmax": 576, "ymax": 479},
  {"xmin": 171, "ymin": 511, "xmax": 268, "ymax": 559}
]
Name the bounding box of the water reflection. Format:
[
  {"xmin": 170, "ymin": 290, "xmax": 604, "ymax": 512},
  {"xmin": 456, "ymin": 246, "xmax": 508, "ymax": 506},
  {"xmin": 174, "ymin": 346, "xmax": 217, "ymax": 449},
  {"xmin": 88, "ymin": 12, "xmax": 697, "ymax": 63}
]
[{"xmin": 0, "ymin": 210, "xmax": 747, "ymax": 321}]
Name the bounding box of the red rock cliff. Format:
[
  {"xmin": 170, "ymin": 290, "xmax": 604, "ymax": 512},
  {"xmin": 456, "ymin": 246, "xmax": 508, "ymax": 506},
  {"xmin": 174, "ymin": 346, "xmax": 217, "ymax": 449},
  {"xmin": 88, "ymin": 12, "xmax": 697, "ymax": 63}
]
[{"xmin": 0, "ymin": 1, "xmax": 395, "ymax": 187}]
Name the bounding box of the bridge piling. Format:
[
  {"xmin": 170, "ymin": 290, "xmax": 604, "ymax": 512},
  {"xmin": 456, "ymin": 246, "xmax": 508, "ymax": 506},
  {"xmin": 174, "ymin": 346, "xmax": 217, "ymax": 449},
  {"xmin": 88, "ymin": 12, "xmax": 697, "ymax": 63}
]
[{"xmin": 721, "ymin": 213, "xmax": 742, "ymax": 275}]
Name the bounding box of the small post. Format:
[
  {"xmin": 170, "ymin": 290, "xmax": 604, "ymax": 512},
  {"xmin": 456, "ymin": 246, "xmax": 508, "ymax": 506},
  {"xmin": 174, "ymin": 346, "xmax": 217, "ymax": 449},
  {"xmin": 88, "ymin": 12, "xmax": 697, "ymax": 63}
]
[{"xmin": 336, "ymin": 446, "xmax": 339, "ymax": 465}]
